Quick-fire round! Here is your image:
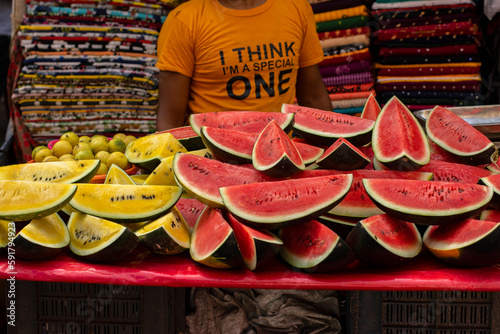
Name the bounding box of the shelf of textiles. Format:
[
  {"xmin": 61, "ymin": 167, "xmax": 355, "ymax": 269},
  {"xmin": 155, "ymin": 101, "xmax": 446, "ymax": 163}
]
[
  {"xmin": 10, "ymin": 0, "xmax": 187, "ymax": 147},
  {"xmin": 370, "ymin": 0, "xmax": 484, "ymax": 111},
  {"xmin": 311, "ymin": 0, "xmax": 375, "ymax": 115}
]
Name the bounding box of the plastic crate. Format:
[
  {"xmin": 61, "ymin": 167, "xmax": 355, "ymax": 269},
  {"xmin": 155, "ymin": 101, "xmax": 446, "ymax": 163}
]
[
  {"xmin": 8, "ymin": 281, "xmax": 187, "ymax": 334},
  {"xmin": 346, "ymin": 291, "xmax": 500, "ymax": 334}
]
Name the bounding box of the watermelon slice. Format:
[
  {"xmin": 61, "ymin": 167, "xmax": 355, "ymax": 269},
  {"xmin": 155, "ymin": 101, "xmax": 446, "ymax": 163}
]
[
  {"xmin": 419, "ymin": 160, "xmax": 494, "ymax": 183},
  {"xmin": 479, "ymin": 173, "xmax": 500, "ymax": 210},
  {"xmin": 315, "ymin": 137, "xmax": 371, "ymax": 170},
  {"xmin": 200, "ymin": 126, "xmax": 323, "ymax": 165},
  {"xmin": 174, "ymin": 197, "xmax": 207, "ymax": 231},
  {"xmin": 360, "ymin": 93, "xmax": 381, "ymax": 121},
  {"xmin": 227, "ymin": 213, "xmax": 282, "ymax": 271},
  {"xmin": 189, "ymin": 111, "xmax": 295, "ymax": 135},
  {"xmin": 363, "ymin": 179, "xmax": 493, "ymax": 225},
  {"xmin": 220, "ymin": 174, "xmax": 353, "ymax": 229},
  {"xmin": 172, "ymin": 152, "xmax": 278, "ymax": 208},
  {"xmin": 291, "ymin": 169, "xmax": 433, "ymax": 218},
  {"xmin": 252, "ymin": 120, "xmax": 305, "ymax": 177},
  {"xmin": 423, "ymin": 218, "xmax": 500, "ymax": 267},
  {"xmin": 346, "ymin": 214, "xmax": 422, "ymax": 267},
  {"xmin": 372, "ymin": 96, "xmax": 430, "ymax": 171},
  {"xmin": 158, "ymin": 126, "xmax": 205, "ymax": 151},
  {"xmin": 189, "ymin": 207, "xmax": 243, "ymax": 269},
  {"xmin": 281, "ymin": 104, "xmax": 375, "ymax": 146},
  {"xmin": 278, "ymin": 219, "xmax": 355, "ymax": 272},
  {"xmin": 426, "ymin": 105, "xmax": 498, "ymax": 166}
]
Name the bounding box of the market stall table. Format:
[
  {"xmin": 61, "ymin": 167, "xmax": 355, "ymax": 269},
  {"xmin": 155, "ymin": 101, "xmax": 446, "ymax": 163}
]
[{"xmin": 1, "ymin": 249, "xmax": 499, "ymax": 291}]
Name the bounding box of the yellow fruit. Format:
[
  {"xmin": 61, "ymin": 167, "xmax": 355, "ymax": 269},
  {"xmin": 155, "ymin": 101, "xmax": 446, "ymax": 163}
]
[
  {"xmin": 124, "ymin": 135, "xmax": 136, "ymax": 147},
  {"xmin": 79, "ymin": 136, "xmax": 91, "ymax": 144},
  {"xmin": 60, "ymin": 132, "xmax": 79, "ymax": 147},
  {"xmin": 42, "ymin": 155, "xmax": 59, "ymax": 162},
  {"xmin": 32, "ymin": 145, "xmax": 49, "ymax": 160},
  {"xmin": 73, "ymin": 142, "xmax": 92, "ymax": 156},
  {"xmin": 96, "ymin": 163, "xmax": 109, "ymax": 175},
  {"xmin": 95, "ymin": 151, "xmax": 110, "ymax": 165},
  {"xmin": 108, "ymin": 138, "xmax": 127, "ymax": 153},
  {"xmin": 91, "ymin": 135, "xmax": 108, "ymax": 143},
  {"xmin": 90, "ymin": 140, "xmax": 109, "ymax": 155},
  {"xmin": 34, "ymin": 148, "xmax": 53, "ymax": 162},
  {"xmin": 113, "ymin": 133, "xmax": 127, "ymax": 141},
  {"xmin": 74, "ymin": 150, "xmax": 95, "ymax": 160},
  {"xmin": 59, "ymin": 154, "xmax": 76, "ymax": 161},
  {"xmin": 106, "ymin": 152, "xmax": 131, "ymax": 170},
  {"xmin": 51, "ymin": 140, "xmax": 74, "ymax": 158}
]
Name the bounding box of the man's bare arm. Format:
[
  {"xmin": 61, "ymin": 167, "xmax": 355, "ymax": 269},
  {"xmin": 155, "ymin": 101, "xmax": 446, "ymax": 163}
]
[{"xmin": 156, "ymin": 70, "xmax": 192, "ymax": 131}]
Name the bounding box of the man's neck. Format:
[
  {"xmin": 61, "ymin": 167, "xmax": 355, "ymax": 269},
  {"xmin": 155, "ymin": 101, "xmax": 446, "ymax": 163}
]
[{"xmin": 217, "ymin": 0, "xmax": 267, "ymax": 10}]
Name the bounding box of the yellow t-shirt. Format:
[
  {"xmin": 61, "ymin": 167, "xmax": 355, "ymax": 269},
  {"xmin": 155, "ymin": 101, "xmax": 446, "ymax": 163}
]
[{"xmin": 156, "ymin": 0, "xmax": 323, "ymax": 114}]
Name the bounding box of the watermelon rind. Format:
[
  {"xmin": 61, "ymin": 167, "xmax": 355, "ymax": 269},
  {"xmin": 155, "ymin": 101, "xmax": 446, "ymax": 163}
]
[
  {"xmin": 220, "ymin": 174, "xmax": 353, "ymax": 229},
  {"xmin": 0, "ymin": 160, "xmax": 100, "ymax": 184},
  {"xmin": 425, "ymin": 105, "xmax": 498, "ymax": 166},
  {"xmin": 189, "ymin": 111, "xmax": 295, "ymax": 135},
  {"xmin": 423, "ymin": 219, "xmax": 500, "ymax": 267},
  {"xmin": 372, "ymin": 96, "xmax": 431, "ymax": 171},
  {"xmin": 363, "ymin": 179, "xmax": 493, "ymax": 225},
  {"xmin": 69, "ymin": 183, "xmax": 182, "ymax": 223},
  {"xmin": 0, "ymin": 181, "xmax": 78, "ymax": 221}
]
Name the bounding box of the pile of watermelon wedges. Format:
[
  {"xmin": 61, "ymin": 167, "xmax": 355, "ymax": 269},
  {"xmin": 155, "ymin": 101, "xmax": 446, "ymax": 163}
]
[{"xmin": 2, "ymin": 95, "xmax": 500, "ymax": 273}]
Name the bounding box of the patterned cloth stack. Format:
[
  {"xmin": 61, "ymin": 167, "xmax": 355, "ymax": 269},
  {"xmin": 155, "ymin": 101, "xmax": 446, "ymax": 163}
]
[
  {"xmin": 371, "ymin": 0, "xmax": 483, "ymax": 111},
  {"xmin": 309, "ymin": 0, "xmax": 376, "ymax": 115},
  {"xmin": 12, "ymin": 0, "xmax": 186, "ymax": 145}
]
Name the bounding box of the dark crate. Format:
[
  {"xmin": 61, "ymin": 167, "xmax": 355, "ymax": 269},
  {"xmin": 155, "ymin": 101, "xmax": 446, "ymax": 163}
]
[
  {"xmin": 346, "ymin": 291, "xmax": 500, "ymax": 334},
  {"xmin": 9, "ymin": 281, "xmax": 186, "ymax": 334}
]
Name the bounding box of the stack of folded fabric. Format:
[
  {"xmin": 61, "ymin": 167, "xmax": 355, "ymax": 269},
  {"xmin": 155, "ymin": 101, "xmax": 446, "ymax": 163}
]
[
  {"xmin": 11, "ymin": 0, "xmax": 184, "ymax": 145},
  {"xmin": 311, "ymin": 0, "xmax": 376, "ymax": 115},
  {"xmin": 371, "ymin": 0, "xmax": 483, "ymax": 111}
]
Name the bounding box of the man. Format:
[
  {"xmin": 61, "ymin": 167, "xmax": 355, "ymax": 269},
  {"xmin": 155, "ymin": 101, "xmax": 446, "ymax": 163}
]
[{"xmin": 155, "ymin": 0, "xmax": 332, "ymax": 131}]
